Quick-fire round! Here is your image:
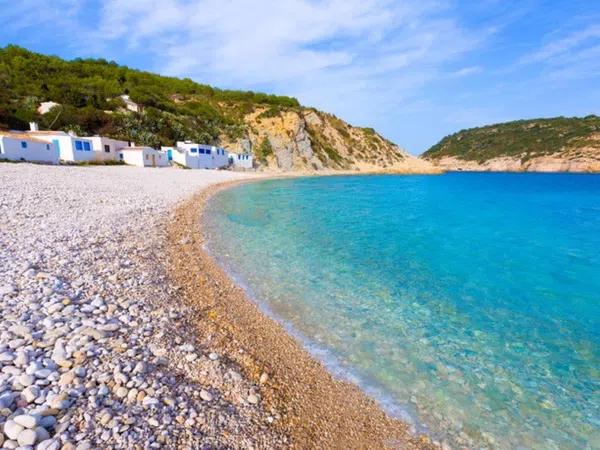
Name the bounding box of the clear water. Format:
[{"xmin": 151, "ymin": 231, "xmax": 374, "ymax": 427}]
[{"xmin": 204, "ymin": 173, "xmax": 600, "ymax": 449}]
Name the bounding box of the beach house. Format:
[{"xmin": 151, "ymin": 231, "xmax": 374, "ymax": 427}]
[
  {"xmin": 89, "ymin": 136, "xmax": 130, "ymax": 162},
  {"xmin": 118, "ymin": 147, "xmax": 169, "ymax": 167},
  {"xmin": 168, "ymin": 141, "xmax": 229, "ymax": 169},
  {"xmin": 26, "ymin": 123, "xmax": 98, "ymax": 163},
  {"xmin": 229, "ymin": 152, "xmax": 253, "ymax": 169},
  {"xmin": 0, "ymin": 131, "xmax": 59, "ymax": 164}
]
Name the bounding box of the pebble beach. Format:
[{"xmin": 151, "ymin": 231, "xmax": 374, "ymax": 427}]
[
  {"xmin": 0, "ymin": 164, "xmax": 283, "ymax": 449},
  {"xmin": 0, "ymin": 163, "xmax": 433, "ymax": 449}
]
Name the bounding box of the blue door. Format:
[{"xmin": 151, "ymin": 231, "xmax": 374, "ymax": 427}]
[
  {"xmin": 167, "ymin": 149, "xmax": 172, "ymax": 161},
  {"xmin": 52, "ymin": 139, "xmax": 61, "ymax": 160}
]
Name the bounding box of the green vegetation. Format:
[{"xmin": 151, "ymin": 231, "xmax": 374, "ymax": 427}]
[
  {"xmin": 255, "ymin": 137, "xmax": 274, "ymax": 163},
  {"xmin": 423, "ymin": 116, "xmax": 600, "ymax": 162},
  {"xmin": 305, "ymin": 123, "xmax": 348, "ymax": 168},
  {"xmin": 0, "ymin": 45, "xmax": 300, "ymax": 146}
]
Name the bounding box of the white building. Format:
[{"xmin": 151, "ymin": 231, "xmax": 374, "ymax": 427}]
[
  {"xmin": 229, "ymin": 152, "xmax": 253, "ymax": 169},
  {"xmin": 118, "ymin": 147, "xmax": 169, "ymax": 167},
  {"xmin": 37, "ymin": 101, "xmax": 60, "ymax": 115},
  {"xmin": 27, "ymin": 129, "xmax": 97, "ymax": 163},
  {"xmin": 0, "ymin": 131, "xmax": 59, "ymax": 164},
  {"xmin": 89, "ymin": 136, "xmax": 129, "ymax": 162},
  {"xmin": 167, "ymin": 141, "xmax": 229, "ymax": 169},
  {"xmin": 120, "ymin": 95, "xmax": 140, "ymax": 113}
]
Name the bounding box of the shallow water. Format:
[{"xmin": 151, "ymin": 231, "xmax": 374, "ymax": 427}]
[{"xmin": 204, "ymin": 173, "xmax": 600, "ymax": 449}]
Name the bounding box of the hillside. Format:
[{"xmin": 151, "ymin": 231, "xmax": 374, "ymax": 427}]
[
  {"xmin": 422, "ymin": 116, "xmax": 600, "ymax": 172},
  {"xmin": 0, "ymin": 45, "xmax": 434, "ymax": 173}
]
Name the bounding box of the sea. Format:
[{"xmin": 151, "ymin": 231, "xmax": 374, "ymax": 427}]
[{"xmin": 204, "ymin": 173, "xmax": 600, "ymax": 449}]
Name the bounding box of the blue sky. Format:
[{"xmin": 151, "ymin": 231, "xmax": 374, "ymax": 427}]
[{"xmin": 0, "ymin": 0, "xmax": 598, "ymax": 154}]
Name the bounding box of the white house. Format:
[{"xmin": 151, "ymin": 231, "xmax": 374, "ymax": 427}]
[
  {"xmin": 27, "ymin": 129, "xmax": 97, "ymax": 163},
  {"xmin": 37, "ymin": 101, "xmax": 60, "ymax": 115},
  {"xmin": 168, "ymin": 141, "xmax": 229, "ymax": 169},
  {"xmin": 0, "ymin": 131, "xmax": 59, "ymax": 164},
  {"xmin": 89, "ymin": 136, "xmax": 130, "ymax": 162},
  {"xmin": 118, "ymin": 147, "xmax": 169, "ymax": 167},
  {"xmin": 229, "ymin": 152, "xmax": 253, "ymax": 169},
  {"xmin": 120, "ymin": 95, "xmax": 140, "ymax": 113}
]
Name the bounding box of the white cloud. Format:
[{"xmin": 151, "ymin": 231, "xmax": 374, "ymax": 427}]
[
  {"xmin": 449, "ymin": 66, "xmax": 482, "ymax": 77},
  {"xmin": 522, "ymin": 25, "xmax": 600, "ymax": 64},
  {"xmin": 518, "ymin": 24, "xmax": 600, "ymax": 81},
  {"xmin": 85, "ymin": 0, "xmax": 486, "ymax": 142}
]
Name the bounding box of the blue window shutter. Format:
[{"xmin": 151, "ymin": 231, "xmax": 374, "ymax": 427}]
[
  {"xmin": 21, "ymin": 141, "xmax": 27, "ymax": 149},
  {"xmin": 75, "ymin": 140, "xmax": 83, "ymax": 151},
  {"xmin": 83, "ymin": 141, "xmax": 91, "ymax": 151}
]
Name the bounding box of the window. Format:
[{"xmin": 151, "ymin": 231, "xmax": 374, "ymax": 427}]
[
  {"xmin": 191, "ymin": 148, "xmax": 197, "ymax": 153},
  {"xmin": 83, "ymin": 141, "xmax": 91, "ymax": 151},
  {"xmin": 198, "ymin": 149, "xmax": 205, "ymax": 154},
  {"xmin": 21, "ymin": 141, "xmax": 27, "ymax": 149},
  {"xmin": 104, "ymin": 144, "xmax": 110, "ymax": 153},
  {"xmin": 145, "ymin": 154, "xmax": 149, "ymax": 160},
  {"xmin": 206, "ymin": 149, "xmax": 211, "ymax": 155},
  {"xmin": 75, "ymin": 140, "xmax": 83, "ymax": 151},
  {"xmin": 119, "ymin": 153, "xmax": 123, "ymax": 160},
  {"xmin": 46, "ymin": 144, "xmax": 50, "ymax": 150}
]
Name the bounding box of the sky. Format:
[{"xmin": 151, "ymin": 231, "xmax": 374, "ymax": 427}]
[{"xmin": 0, "ymin": 0, "xmax": 599, "ymax": 154}]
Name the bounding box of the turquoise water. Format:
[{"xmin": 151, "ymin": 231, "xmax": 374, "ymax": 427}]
[{"xmin": 204, "ymin": 173, "xmax": 600, "ymax": 449}]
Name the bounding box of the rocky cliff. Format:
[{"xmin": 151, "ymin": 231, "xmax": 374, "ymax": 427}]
[
  {"xmin": 219, "ymin": 106, "xmax": 436, "ymax": 173},
  {"xmin": 422, "ymin": 116, "xmax": 600, "ymax": 172}
]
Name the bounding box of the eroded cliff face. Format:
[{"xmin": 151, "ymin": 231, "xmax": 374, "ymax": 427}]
[{"xmin": 220, "ymin": 107, "xmax": 438, "ymax": 173}]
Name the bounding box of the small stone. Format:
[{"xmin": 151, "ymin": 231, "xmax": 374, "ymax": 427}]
[
  {"xmin": 259, "ymin": 372, "xmax": 269, "ymax": 384},
  {"xmin": 17, "ymin": 428, "xmax": 37, "ymax": 446},
  {"xmin": 75, "ymin": 441, "xmax": 91, "ymax": 450},
  {"xmin": 58, "ymin": 371, "xmax": 75, "ymax": 386},
  {"xmin": 37, "ymin": 438, "xmax": 61, "ymax": 450},
  {"xmin": 200, "ymin": 390, "xmax": 213, "ymax": 402},
  {"xmin": 4, "ymin": 420, "xmax": 24, "ymax": 440},
  {"xmin": 34, "ymin": 427, "xmax": 51, "ymax": 443},
  {"xmin": 208, "ymin": 352, "xmax": 219, "ymax": 361},
  {"xmin": 22, "ymin": 386, "xmax": 40, "ymax": 403},
  {"xmin": 115, "ymin": 387, "xmax": 128, "ymax": 398},
  {"xmin": 247, "ymin": 394, "xmax": 260, "ymax": 404},
  {"xmin": 142, "ymin": 397, "xmax": 159, "ymax": 407},
  {"xmin": 148, "ymin": 418, "xmax": 159, "ymax": 427},
  {"xmin": 14, "ymin": 414, "xmax": 39, "ymax": 429},
  {"xmin": 132, "ymin": 362, "xmax": 147, "ymax": 374},
  {"xmin": 18, "ymin": 373, "xmax": 35, "ymax": 387},
  {"xmin": 35, "ymin": 369, "xmax": 52, "ymax": 379}
]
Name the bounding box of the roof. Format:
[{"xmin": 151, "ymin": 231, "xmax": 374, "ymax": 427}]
[
  {"xmin": 0, "ymin": 131, "xmax": 52, "ymax": 144},
  {"xmin": 28, "ymin": 130, "xmax": 69, "ymax": 136},
  {"xmin": 120, "ymin": 146, "xmax": 156, "ymax": 151}
]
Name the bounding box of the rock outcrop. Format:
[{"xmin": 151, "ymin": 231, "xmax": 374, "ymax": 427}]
[{"xmin": 220, "ymin": 107, "xmax": 438, "ymax": 173}]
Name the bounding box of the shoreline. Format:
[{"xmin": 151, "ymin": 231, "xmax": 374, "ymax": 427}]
[{"xmin": 167, "ymin": 177, "xmax": 436, "ymax": 449}]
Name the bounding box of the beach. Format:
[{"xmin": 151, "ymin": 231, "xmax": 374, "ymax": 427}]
[{"xmin": 0, "ymin": 163, "xmax": 432, "ymax": 449}]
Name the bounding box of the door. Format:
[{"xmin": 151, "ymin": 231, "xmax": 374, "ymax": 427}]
[
  {"xmin": 52, "ymin": 139, "xmax": 60, "ymax": 160},
  {"xmin": 151, "ymin": 154, "xmax": 156, "ymax": 167}
]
